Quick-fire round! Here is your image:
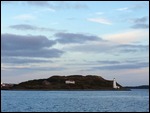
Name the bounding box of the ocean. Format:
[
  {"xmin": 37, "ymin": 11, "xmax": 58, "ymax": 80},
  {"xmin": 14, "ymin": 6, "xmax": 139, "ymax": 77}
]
[{"xmin": 1, "ymin": 89, "xmax": 149, "ymax": 112}]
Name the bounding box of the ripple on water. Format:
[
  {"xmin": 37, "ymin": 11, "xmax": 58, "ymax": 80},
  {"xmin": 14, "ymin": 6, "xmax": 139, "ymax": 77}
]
[{"xmin": 1, "ymin": 90, "xmax": 149, "ymax": 112}]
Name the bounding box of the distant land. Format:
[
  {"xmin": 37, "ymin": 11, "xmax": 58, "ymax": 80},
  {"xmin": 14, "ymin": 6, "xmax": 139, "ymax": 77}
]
[
  {"xmin": 125, "ymin": 85, "xmax": 149, "ymax": 89},
  {"xmin": 1, "ymin": 75, "xmax": 131, "ymax": 90}
]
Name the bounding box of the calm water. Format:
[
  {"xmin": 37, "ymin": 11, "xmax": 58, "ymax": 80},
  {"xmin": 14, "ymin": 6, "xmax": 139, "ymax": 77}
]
[{"xmin": 1, "ymin": 89, "xmax": 149, "ymax": 112}]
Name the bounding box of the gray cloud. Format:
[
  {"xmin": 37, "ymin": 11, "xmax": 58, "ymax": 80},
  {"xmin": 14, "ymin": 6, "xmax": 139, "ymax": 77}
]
[
  {"xmin": 131, "ymin": 24, "xmax": 149, "ymax": 29},
  {"xmin": 66, "ymin": 60, "xmax": 121, "ymax": 67},
  {"xmin": 13, "ymin": 1, "xmax": 88, "ymax": 10},
  {"xmin": 92, "ymin": 62, "xmax": 149, "ymax": 70},
  {"xmin": 132, "ymin": 16, "xmax": 148, "ymax": 23},
  {"xmin": 3, "ymin": 66, "xmax": 66, "ymax": 71},
  {"xmin": 66, "ymin": 43, "xmax": 111, "ymax": 53},
  {"xmin": 2, "ymin": 34, "xmax": 64, "ymax": 58},
  {"xmin": 2, "ymin": 57, "xmax": 53, "ymax": 64},
  {"xmin": 55, "ymin": 32, "xmax": 102, "ymax": 44},
  {"xmin": 65, "ymin": 60, "xmax": 120, "ymax": 66},
  {"xmin": 35, "ymin": 67, "xmax": 66, "ymax": 71},
  {"xmin": 97, "ymin": 61, "xmax": 120, "ymax": 64},
  {"xmin": 9, "ymin": 24, "xmax": 37, "ymax": 30},
  {"xmin": 9, "ymin": 24, "xmax": 66, "ymax": 32},
  {"xmin": 131, "ymin": 16, "xmax": 149, "ymax": 29},
  {"xmin": 118, "ymin": 44, "xmax": 149, "ymax": 48},
  {"xmin": 131, "ymin": 3, "xmax": 149, "ymax": 10},
  {"xmin": 67, "ymin": 43, "xmax": 149, "ymax": 53},
  {"xmin": 2, "ymin": 1, "xmax": 50, "ymax": 6},
  {"xmin": 118, "ymin": 44, "xmax": 149, "ymax": 53},
  {"xmin": 26, "ymin": 1, "xmax": 50, "ymax": 7},
  {"xmin": 2, "ymin": 34, "xmax": 56, "ymax": 50},
  {"xmin": 1, "ymin": 1, "xmax": 16, "ymax": 4},
  {"xmin": 57, "ymin": 1, "xmax": 88, "ymax": 9},
  {"xmin": 3, "ymin": 49, "xmax": 63, "ymax": 58},
  {"xmin": 117, "ymin": 2, "xmax": 148, "ymax": 12}
]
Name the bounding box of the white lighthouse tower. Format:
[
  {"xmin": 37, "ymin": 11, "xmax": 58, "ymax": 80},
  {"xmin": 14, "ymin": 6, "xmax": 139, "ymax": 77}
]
[{"xmin": 113, "ymin": 78, "xmax": 119, "ymax": 89}]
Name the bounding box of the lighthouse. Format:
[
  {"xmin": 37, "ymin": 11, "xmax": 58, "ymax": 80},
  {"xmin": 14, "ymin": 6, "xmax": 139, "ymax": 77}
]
[
  {"xmin": 113, "ymin": 78, "xmax": 120, "ymax": 89},
  {"xmin": 1, "ymin": 82, "xmax": 5, "ymax": 88}
]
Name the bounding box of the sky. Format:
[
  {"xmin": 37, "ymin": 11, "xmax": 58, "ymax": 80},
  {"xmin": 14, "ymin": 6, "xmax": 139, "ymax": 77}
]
[{"xmin": 1, "ymin": 1, "xmax": 149, "ymax": 86}]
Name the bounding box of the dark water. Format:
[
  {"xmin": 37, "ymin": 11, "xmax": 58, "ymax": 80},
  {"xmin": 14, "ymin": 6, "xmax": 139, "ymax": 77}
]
[{"xmin": 1, "ymin": 89, "xmax": 149, "ymax": 112}]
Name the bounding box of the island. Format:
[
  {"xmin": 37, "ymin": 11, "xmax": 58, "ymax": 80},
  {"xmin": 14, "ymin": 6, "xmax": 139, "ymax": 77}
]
[
  {"xmin": 124, "ymin": 85, "xmax": 149, "ymax": 89},
  {"xmin": 1, "ymin": 75, "xmax": 130, "ymax": 90}
]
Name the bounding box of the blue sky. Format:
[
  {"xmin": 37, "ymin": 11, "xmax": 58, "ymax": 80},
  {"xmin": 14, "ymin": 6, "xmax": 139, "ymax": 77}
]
[{"xmin": 1, "ymin": 1, "xmax": 149, "ymax": 86}]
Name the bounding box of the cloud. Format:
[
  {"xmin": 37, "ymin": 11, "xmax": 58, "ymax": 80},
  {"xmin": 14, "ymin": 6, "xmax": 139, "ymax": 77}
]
[
  {"xmin": 43, "ymin": 8, "xmax": 56, "ymax": 12},
  {"xmin": 2, "ymin": 64, "xmax": 66, "ymax": 71},
  {"xmin": 132, "ymin": 16, "xmax": 148, "ymax": 23},
  {"xmin": 103, "ymin": 29, "xmax": 149, "ymax": 44},
  {"xmin": 131, "ymin": 24, "xmax": 149, "ymax": 29},
  {"xmin": 97, "ymin": 61, "xmax": 120, "ymax": 64},
  {"xmin": 14, "ymin": 14, "xmax": 35, "ymax": 21},
  {"xmin": 131, "ymin": 2, "xmax": 149, "ymax": 10},
  {"xmin": 2, "ymin": 34, "xmax": 56, "ymax": 50},
  {"xmin": 1, "ymin": 33, "xmax": 64, "ymax": 58},
  {"xmin": 26, "ymin": 1, "xmax": 50, "ymax": 7},
  {"xmin": 66, "ymin": 60, "xmax": 121, "ymax": 66},
  {"xmin": 2, "ymin": 65, "xmax": 32, "ymax": 70},
  {"xmin": 22, "ymin": 1, "xmax": 88, "ymax": 10},
  {"xmin": 66, "ymin": 42, "xmax": 112, "ymax": 53},
  {"xmin": 57, "ymin": 1, "xmax": 88, "ymax": 9},
  {"xmin": 116, "ymin": 2, "xmax": 148, "ymax": 12},
  {"xmin": 9, "ymin": 24, "xmax": 36, "ymax": 30},
  {"xmin": 92, "ymin": 62, "xmax": 149, "ymax": 70},
  {"xmin": 2, "ymin": 49, "xmax": 63, "ymax": 58},
  {"xmin": 2, "ymin": 57, "xmax": 53, "ymax": 64},
  {"xmin": 65, "ymin": 40, "xmax": 148, "ymax": 54},
  {"xmin": 95, "ymin": 12, "xmax": 104, "ymax": 15},
  {"xmin": 130, "ymin": 16, "xmax": 149, "ymax": 29},
  {"xmin": 55, "ymin": 32, "xmax": 102, "ymax": 44},
  {"xmin": 87, "ymin": 18, "xmax": 112, "ymax": 25},
  {"xmin": 117, "ymin": 44, "xmax": 149, "ymax": 53},
  {"xmin": 9, "ymin": 24, "xmax": 66, "ymax": 32},
  {"xmin": 118, "ymin": 44, "xmax": 149, "ymax": 50},
  {"xmin": 1, "ymin": 1, "xmax": 15, "ymax": 4},
  {"xmin": 116, "ymin": 7, "xmax": 129, "ymax": 11}
]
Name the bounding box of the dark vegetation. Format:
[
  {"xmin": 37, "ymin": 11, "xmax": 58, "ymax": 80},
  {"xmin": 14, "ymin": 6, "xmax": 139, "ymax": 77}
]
[{"xmin": 2, "ymin": 75, "xmax": 128, "ymax": 90}]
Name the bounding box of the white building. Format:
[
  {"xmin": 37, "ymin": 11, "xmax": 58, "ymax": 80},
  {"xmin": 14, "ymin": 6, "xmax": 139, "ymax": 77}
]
[
  {"xmin": 1, "ymin": 82, "xmax": 5, "ymax": 88},
  {"xmin": 65, "ymin": 80, "xmax": 75, "ymax": 84},
  {"xmin": 113, "ymin": 78, "xmax": 120, "ymax": 89}
]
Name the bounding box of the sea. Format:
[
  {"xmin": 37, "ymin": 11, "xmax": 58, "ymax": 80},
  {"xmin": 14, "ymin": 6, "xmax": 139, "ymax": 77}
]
[{"xmin": 1, "ymin": 89, "xmax": 149, "ymax": 112}]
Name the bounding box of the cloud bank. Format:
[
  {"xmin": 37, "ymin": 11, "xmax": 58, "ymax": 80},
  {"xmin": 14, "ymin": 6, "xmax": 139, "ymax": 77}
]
[
  {"xmin": 1, "ymin": 34, "xmax": 63, "ymax": 58},
  {"xmin": 9, "ymin": 24, "xmax": 66, "ymax": 32},
  {"xmin": 92, "ymin": 62, "xmax": 149, "ymax": 70},
  {"xmin": 131, "ymin": 16, "xmax": 149, "ymax": 29},
  {"xmin": 55, "ymin": 32, "xmax": 102, "ymax": 44}
]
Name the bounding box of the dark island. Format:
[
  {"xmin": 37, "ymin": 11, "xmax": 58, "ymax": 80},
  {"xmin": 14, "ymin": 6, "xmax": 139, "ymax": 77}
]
[{"xmin": 1, "ymin": 75, "xmax": 129, "ymax": 91}]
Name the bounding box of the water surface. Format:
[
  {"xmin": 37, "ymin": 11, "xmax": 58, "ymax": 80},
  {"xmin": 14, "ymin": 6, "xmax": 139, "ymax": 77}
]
[{"xmin": 1, "ymin": 89, "xmax": 149, "ymax": 112}]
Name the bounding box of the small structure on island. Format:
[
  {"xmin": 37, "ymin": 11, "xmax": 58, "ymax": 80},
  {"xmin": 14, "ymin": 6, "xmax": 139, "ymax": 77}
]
[
  {"xmin": 65, "ymin": 80, "xmax": 75, "ymax": 84},
  {"xmin": 1, "ymin": 82, "xmax": 6, "ymax": 88},
  {"xmin": 113, "ymin": 78, "xmax": 120, "ymax": 89}
]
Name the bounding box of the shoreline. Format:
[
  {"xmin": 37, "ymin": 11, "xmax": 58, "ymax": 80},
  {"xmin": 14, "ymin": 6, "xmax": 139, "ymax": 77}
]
[{"xmin": 1, "ymin": 88, "xmax": 131, "ymax": 91}]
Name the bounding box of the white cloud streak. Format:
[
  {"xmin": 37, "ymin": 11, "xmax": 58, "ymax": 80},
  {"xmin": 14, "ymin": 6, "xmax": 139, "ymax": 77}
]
[
  {"xmin": 87, "ymin": 18, "xmax": 112, "ymax": 25},
  {"xmin": 95, "ymin": 12, "xmax": 104, "ymax": 15},
  {"xmin": 116, "ymin": 7, "xmax": 129, "ymax": 11},
  {"xmin": 14, "ymin": 14, "xmax": 35, "ymax": 21},
  {"xmin": 102, "ymin": 29, "xmax": 149, "ymax": 44}
]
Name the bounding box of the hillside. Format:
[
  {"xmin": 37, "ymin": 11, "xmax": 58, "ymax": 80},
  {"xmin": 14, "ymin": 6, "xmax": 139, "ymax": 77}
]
[{"xmin": 4, "ymin": 75, "xmax": 127, "ymax": 90}]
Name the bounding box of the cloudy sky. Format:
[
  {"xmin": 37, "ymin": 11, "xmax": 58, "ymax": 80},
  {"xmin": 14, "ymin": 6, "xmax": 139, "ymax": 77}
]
[{"xmin": 1, "ymin": 1, "xmax": 149, "ymax": 86}]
